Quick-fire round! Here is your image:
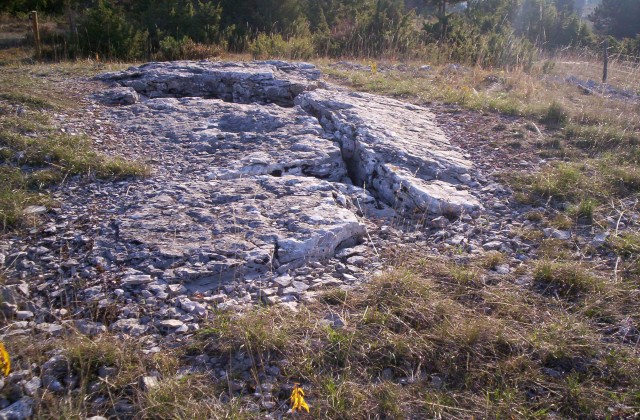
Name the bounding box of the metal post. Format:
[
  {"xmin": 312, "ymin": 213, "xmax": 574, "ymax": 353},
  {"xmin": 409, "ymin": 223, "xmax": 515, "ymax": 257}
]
[
  {"xmin": 29, "ymin": 11, "xmax": 41, "ymax": 59},
  {"xmin": 602, "ymin": 39, "xmax": 608, "ymax": 84}
]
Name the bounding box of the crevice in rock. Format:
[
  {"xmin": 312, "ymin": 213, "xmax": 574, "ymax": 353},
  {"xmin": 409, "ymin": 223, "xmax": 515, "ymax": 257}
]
[
  {"xmin": 295, "ymin": 93, "xmax": 481, "ymax": 217},
  {"xmin": 298, "ymin": 105, "xmax": 387, "ymax": 204}
]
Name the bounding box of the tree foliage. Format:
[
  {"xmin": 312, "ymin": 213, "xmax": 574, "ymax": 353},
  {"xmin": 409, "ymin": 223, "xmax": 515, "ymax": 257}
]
[
  {"xmin": 589, "ymin": 0, "xmax": 640, "ymax": 39},
  {"xmin": 1, "ymin": 0, "xmax": 635, "ymax": 62}
]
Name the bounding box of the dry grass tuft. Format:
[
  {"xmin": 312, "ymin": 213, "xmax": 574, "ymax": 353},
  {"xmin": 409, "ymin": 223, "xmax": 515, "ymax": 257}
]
[{"xmin": 0, "ymin": 61, "xmax": 149, "ymax": 230}]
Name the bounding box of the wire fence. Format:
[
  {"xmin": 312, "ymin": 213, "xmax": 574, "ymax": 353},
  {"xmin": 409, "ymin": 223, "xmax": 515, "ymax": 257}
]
[{"xmin": 545, "ymin": 46, "xmax": 640, "ymax": 91}]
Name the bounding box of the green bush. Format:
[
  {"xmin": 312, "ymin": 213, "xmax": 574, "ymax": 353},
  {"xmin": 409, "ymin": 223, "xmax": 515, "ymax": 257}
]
[
  {"xmin": 542, "ymin": 101, "xmax": 569, "ymax": 125},
  {"xmin": 249, "ymin": 33, "xmax": 289, "ymax": 59},
  {"xmin": 77, "ymin": 0, "xmax": 147, "ymax": 60}
]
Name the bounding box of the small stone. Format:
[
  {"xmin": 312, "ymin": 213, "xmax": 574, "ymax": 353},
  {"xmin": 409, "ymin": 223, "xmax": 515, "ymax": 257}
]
[
  {"xmin": 122, "ymin": 274, "xmax": 153, "ymax": 286},
  {"xmin": 592, "ymin": 232, "xmax": 609, "ymax": 247},
  {"xmin": 229, "ymin": 380, "xmax": 244, "ymax": 392},
  {"xmin": 35, "ymin": 323, "xmax": 64, "ymax": 336},
  {"xmin": 179, "ymin": 298, "xmax": 196, "ymax": 313},
  {"xmin": 73, "ymin": 319, "xmax": 107, "ymax": 336},
  {"xmin": 168, "ymin": 284, "xmax": 187, "ymax": 296},
  {"xmin": 273, "ymin": 275, "xmax": 292, "ymax": 288},
  {"xmin": 113, "ymin": 399, "xmax": 135, "ymax": 415},
  {"xmin": 0, "ymin": 303, "xmax": 16, "ymax": 318},
  {"xmin": 41, "ymin": 375, "xmax": 64, "ymax": 393},
  {"xmin": 260, "ymin": 287, "xmax": 278, "ymax": 296},
  {"xmin": 494, "ymin": 264, "xmax": 510, "ymax": 275},
  {"xmin": 447, "ymin": 235, "xmax": 465, "ymax": 246},
  {"xmin": 87, "ymin": 381, "xmax": 102, "ymax": 394},
  {"xmin": 323, "ymin": 313, "xmax": 345, "ymax": 329},
  {"xmin": 98, "ymin": 366, "xmax": 117, "ymax": 379},
  {"xmin": 291, "ymin": 281, "xmax": 309, "ymax": 292},
  {"xmin": 23, "ymin": 378, "xmax": 41, "ymax": 396},
  {"xmin": 457, "ymin": 173, "xmax": 472, "ymax": 184},
  {"xmin": 96, "ymin": 86, "xmax": 139, "ymax": 106},
  {"xmin": 381, "ymin": 368, "xmax": 394, "ymax": 380},
  {"xmin": 342, "ymin": 273, "xmax": 357, "ymax": 282},
  {"xmin": 544, "ymin": 228, "xmax": 571, "ymax": 240},
  {"xmin": 42, "ymin": 355, "xmax": 68, "ymax": 376},
  {"xmin": 482, "ymin": 241, "xmax": 503, "ymax": 251},
  {"xmin": 346, "ymin": 255, "xmax": 366, "ymax": 267},
  {"xmin": 262, "ymin": 400, "xmax": 276, "ymax": 410},
  {"xmin": 0, "ymin": 397, "xmax": 33, "ymax": 420},
  {"xmin": 139, "ymin": 376, "xmax": 159, "ymax": 391},
  {"xmin": 552, "ymin": 230, "xmax": 571, "ymax": 240},
  {"xmin": 157, "ymin": 319, "xmax": 184, "ymax": 330},
  {"xmin": 23, "ymin": 206, "xmax": 47, "ymax": 215},
  {"xmin": 543, "ymin": 367, "xmax": 563, "ymax": 378},
  {"xmin": 262, "ymin": 295, "xmax": 279, "ymax": 305},
  {"xmin": 109, "ymin": 318, "xmax": 148, "ymax": 336},
  {"xmin": 430, "ymin": 375, "xmax": 443, "ymax": 389},
  {"xmin": 14, "ymin": 312, "xmax": 33, "ymax": 321},
  {"xmin": 208, "ymin": 294, "xmax": 226, "ymax": 303},
  {"xmin": 431, "ymin": 216, "xmax": 449, "ymax": 228}
]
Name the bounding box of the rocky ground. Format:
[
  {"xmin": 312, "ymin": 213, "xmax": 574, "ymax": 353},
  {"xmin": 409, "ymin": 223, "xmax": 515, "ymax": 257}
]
[{"xmin": 0, "ymin": 60, "xmax": 637, "ymax": 418}]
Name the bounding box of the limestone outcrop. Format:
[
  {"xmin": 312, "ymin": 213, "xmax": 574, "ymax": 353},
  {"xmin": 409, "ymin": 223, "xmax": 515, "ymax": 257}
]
[
  {"xmin": 296, "ymin": 89, "xmax": 480, "ymax": 215},
  {"xmin": 98, "ymin": 60, "xmax": 322, "ymax": 106},
  {"xmin": 93, "ymin": 60, "xmax": 481, "ymax": 285}
]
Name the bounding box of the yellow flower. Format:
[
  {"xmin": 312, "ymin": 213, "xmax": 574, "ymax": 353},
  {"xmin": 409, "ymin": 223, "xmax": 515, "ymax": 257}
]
[
  {"xmin": 0, "ymin": 343, "xmax": 10, "ymax": 377},
  {"xmin": 290, "ymin": 383, "xmax": 310, "ymax": 413}
]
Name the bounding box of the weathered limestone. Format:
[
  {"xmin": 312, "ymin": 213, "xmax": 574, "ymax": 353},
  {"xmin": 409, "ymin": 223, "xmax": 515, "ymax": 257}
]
[
  {"xmin": 94, "ymin": 60, "xmax": 481, "ymax": 285},
  {"xmin": 98, "ymin": 60, "xmax": 322, "ymax": 106},
  {"xmin": 296, "ymin": 89, "xmax": 481, "ymax": 215},
  {"xmin": 113, "ymin": 175, "xmax": 366, "ymax": 283}
]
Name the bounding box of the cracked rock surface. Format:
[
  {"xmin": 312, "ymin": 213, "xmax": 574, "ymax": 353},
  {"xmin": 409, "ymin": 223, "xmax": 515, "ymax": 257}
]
[
  {"xmin": 91, "ymin": 60, "xmax": 481, "ymax": 288},
  {"xmin": 1, "ymin": 61, "xmax": 483, "ymax": 339},
  {"xmin": 296, "ymin": 89, "xmax": 481, "ymax": 214}
]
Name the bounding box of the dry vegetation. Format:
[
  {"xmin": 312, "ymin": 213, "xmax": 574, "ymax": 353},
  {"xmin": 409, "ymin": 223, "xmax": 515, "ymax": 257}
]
[
  {"xmin": 5, "ymin": 258, "xmax": 638, "ymax": 418},
  {"xmin": 0, "ymin": 48, "xmax": 147, "ymax": 230}
]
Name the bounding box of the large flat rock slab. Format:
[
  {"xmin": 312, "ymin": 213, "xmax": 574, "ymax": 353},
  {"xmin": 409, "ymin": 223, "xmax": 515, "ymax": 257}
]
[
  {"xmin": 92, "ymin": 60, "xmax": 482, "ymax": 288},
  {"xmin": 97, "ymin": 94, "xmax": 367, "ymax": 284},
  {"xmin": 111, "ymin": 97, "xmax": 349, "ymax": 182},
  {"xmin": 296, "ymin": 89, "xmax": 481, "ymax": 215},
  {"xmin": 115, "ymin": 176, "xmax": 364, "ymax": 284}
]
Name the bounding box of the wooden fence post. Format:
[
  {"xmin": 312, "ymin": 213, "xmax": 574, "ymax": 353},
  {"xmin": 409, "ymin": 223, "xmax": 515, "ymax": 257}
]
[
  {"xmin": 602, "ymin": 39, "xmax": 608, "ymax": 84},
  {"xmin": 29, "ymin": 11, "xmax": 41, "ymax": 59}
]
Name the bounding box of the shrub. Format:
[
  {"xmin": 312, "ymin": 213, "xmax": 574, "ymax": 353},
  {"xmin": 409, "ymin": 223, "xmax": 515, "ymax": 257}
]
[
  {"xmin": 542, "ymin": 101, "xmax": 569, "ymax": 125},
  {"xmin": 249, "ymin": 33, "xmax": 289, "ymax": 59}
]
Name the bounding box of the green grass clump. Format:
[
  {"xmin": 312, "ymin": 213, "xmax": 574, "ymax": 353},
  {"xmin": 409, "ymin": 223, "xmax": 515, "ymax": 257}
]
[
  {"xmin": 0, "ymin": 167, "xmax": 52, "ymax": 229},
  {"xmin": 510, "ymin": 157, "xmax": 639, "ymax": 209},
  {"xmin": 568, "ymin": 198, "xmax": 597, "ymax": 223},
  {"xmin": 608, "ymin": 232, "xmax": 640, "ymax": 259},
  {"xmin": 141, "ymin": 374, "xmax": 239, "ymax": 418},
  {"xmin": 517, "ymin": 162, "xmax": 587, "ymax": 202},
  {"xmin": 480, "ymin": 251, "xmax": 507, "ymax": 270},
  {"xmin": 565, "ymin": 124, "xmax": 639, "ymax": 152},
  {"xmin": 601, "ymin": 162, "xmax": 640, "ymax": 195},
  {"xmin": 533, "ymin": 261, "xmax": 605, "ymax": 297}
]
